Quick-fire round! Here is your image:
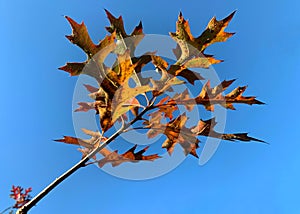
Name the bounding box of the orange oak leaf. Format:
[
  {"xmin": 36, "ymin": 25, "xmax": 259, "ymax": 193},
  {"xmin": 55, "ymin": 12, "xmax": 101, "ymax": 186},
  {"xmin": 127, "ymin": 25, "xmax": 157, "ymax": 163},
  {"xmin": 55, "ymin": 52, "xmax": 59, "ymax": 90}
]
[
  {"xmin": 162, "ymin": 113, "xmax": 199, "ymax": 157},
  {"xmin": 97, "ymin": 102, "xmax": 113, "ymax": 132},
  {"xmin": 151, "ymin": 55, "xmax": 204, "ymax": 85},
  {"xmin": 155, "ymin": 96, "xmax": 178, "ymax": 120},
  {"xmin": 54, "ymin": 129, "xmax": 112, "ymax": 159},
  {"xmin": 105, "ymin": 9, "xmax": 149, "ymax": 94},
  {"xmin": 195, "ymin": 79, "xmax": 264, "ymax": 111},
  {"xmin": 83, "ymin": 84, "xmax": 99, "ymax": 93},
  {"xmin": 131, "ymin": 52, "xmax": 157, "ymax": 74},
  {"xmin": 59, "ymin": 16, "xmax": 116, "ymax": 76},
  {"xmin": 90, "ymin": 50, "xmax": 145, "ymax": 101},
  {"xmin": 196, "ymin": 11, "xmax": 236, "ymax": 52},
  {"xmin": 78, "ymin": 51, "xmax": 152, "ymax": 132},
  {"xmin": 64, "ymin": 16, "xmax": 101, "ymax": 56},
  {"xmin": 98, "ymin": 144, "xmax": 161, "ymax": 167},
  {"xmin": 64, "ymin": 15, "xmax": 116, "ymax": 58},
  {"xmin": 144, "ymin": 109, "xmax": 165, "ymax": 139},
  {"xmin": 147, "ymin": 113, "xmax": 200, "ymax": 157},
  {"xmin": 149, "ymin": 57, "xmax": 186, "ymax": 96},
  {"xmin": 162, "ymin": 138, "xmax": 199, "ymax": 158},
  {"xmin": 59, "ymin": 62, "xmax": 86, "ymax": 77},
  {"xmin": 191, "ymin": 118, "xmax": 266, "ymax": 143},
  {"xmin": 111, "ymin": 77, "xmax": 153, "ymax": 123},
  {"xmin": 172, "ymin": 89, "xmax": 194, "ymax": 112},
  {"xmin": 170, "ymin": 11, "xmax": 235, "ymax": 65},
  {"xmin": 74, "ymin": 101, "xmax": 105, "ymax": 113},
  {"xmin": 161, "ymin": 79, "xmax": 264, "ymax": 111},
  {"xmin": 105, "ymin": 9, "xmax": 144, "ymax": 56},
  {"xmin": 54, "ymin": 136, "xmax": 90, "ymax": 147},
  {"xmin": 109, "ymin": 50, "xmax": 140, "ymax": 86},
  {"xmin": 183, "ymin": 56, "xmax": 223, "ymax": 69}
]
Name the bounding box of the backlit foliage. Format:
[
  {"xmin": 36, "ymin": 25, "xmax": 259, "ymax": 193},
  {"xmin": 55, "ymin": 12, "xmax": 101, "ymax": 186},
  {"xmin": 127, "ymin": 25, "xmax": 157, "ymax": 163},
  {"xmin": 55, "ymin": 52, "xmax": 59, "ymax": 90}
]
[{"xmin": 56, "ymin": 9, "xmax": 265, "ymax": 167}]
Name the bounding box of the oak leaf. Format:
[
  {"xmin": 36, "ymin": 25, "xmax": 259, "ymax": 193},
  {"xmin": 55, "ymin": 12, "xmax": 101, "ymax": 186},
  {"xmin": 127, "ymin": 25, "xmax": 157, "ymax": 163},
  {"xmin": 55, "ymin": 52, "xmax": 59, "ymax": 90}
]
[
  {"xmin": 111, "ymin": 77, "xmax": 153, "ymax": 123},
  {"xmin": 195, "ymin": 79, "xmax": 264, "ymax": 111},
  {"xmin": 164, "ymin": 79, "xmax": 265, "ymax": 111},
  {"xmin": 105, "ymin": 9, "xmax": 144, "ymax": 56},
  {"xmin": 155, "ymin": 96, "xmax": 178, "ymax": 120},
  {"xmin": 59, "ymin": 16, "xmax": 116, "ymax": 76},
  {"xmin": 170, "ymin": 11, "xmax": 235, "ymax": 65},
  {"xmin": 98, "ymin": 144, "xmax": 161, "ymax": 167},
  {"xmin": 54, "ymin": 129, "xmax": 109, "ymax": 159},
  {"xmin": 83, "ymin": 84, "xmax": 99, "ymax": 93},
  {"xmin": 196, "ymin": 11, "xmax": 236, "ymax": 52},
  {"xmin": 147, "ymin": 113, "xmax": 200, "ymax": 157},
  {"xmin": 151, "ymin": 55, "xmax": 204, "ymax": 85},
  {"xmin": 191, "ymin": 118, "xmax": 266, "ymax": 143}
]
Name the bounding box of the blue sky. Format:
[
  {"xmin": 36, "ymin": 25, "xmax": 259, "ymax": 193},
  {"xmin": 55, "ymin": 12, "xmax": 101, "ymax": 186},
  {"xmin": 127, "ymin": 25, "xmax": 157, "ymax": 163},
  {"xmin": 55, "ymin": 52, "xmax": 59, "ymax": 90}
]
[{"xmin": 1, "ymin": 0, "xmax": 300, "ymax": 213}]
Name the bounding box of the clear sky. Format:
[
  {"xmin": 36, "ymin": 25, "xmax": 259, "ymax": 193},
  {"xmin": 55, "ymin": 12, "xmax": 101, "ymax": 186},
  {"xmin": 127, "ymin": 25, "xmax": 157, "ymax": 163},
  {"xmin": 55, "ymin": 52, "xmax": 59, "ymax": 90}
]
[{"xmin": 1, "ymin": 0, "xmax": 300, "ymax": 213}]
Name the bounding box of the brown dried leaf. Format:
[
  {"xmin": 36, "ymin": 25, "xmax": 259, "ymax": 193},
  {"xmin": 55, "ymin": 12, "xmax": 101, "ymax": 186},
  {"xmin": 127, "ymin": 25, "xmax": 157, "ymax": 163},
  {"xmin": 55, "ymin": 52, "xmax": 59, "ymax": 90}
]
[
  {"xmin": 170, "ymin": 11, "xmax": 235, "ymax": 64},
  {"xmin": 155, "ymin": 96, "xmax": 178, "ymax": 120},
  {"xmin": 83, "ymin": 84, "xmax": 99, "ymax": 93},
  {"xmin": 59, "ymin": 16, "xmax": 116, "ymax": 76},
  {"xmin": 58, "ymin": 62, "xmax": 86, "ymax": 76},
  {"xmin": 98, "ymin": 145, "xmax": 161, "ymax": 167},
  {"xmin": 111, "ymin": 78, "xmax": 153, "ymax": 123},
  {"xmin": 183, "ymin": 56, "xmax": 222, "ymax": 69},
  {"xmin": 191, "ymin": 118, "xmax": 266, "ymax": 143},
  {"xmin": 105, "ymin": 9, "xmax": 144, "ymax": 56},
  {"xmin": 152, "ymin": 55, "xmax": 203, "ymax": 85},
  {"xmin": 196, "ymin": 11, "xmax": 236, "ymax": 51},
  {"xmin": 148, "ymin": 113, "xmax": 200, "ymax": 157},
  {"xmin": 54, "ymin": 129, "xmax": 113, "ymax": 158},
  {"xmin": 192, "ymin": 80, "xmax": 264, "ymax": 111}
]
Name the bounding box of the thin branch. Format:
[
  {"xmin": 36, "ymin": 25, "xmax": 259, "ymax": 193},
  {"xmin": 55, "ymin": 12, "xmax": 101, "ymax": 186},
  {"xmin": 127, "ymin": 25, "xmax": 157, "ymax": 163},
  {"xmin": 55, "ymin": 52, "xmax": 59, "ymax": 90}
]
[
  {"xmin": 16, "ymin": 133, "xmax": 119, "ymax": 214},
  {"xmin": 149, "ymin": 96, "xmax": 157, "ymax": 107},
  {"xmin": 16, "ymin": 100, "xmax": 154, "ymax": 214},
  {"xmin": 0, "ymin": 207, "xmax": 12, "ymax": 214},
  {"xmin": 123, "ymin": 126, "xmax": 150, "ymax": 133}
]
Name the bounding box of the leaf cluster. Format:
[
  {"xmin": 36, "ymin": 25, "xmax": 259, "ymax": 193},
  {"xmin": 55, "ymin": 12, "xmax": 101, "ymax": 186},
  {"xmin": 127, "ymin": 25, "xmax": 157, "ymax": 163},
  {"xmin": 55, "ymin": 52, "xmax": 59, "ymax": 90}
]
[{"xmin": 56, "ymin": 10, "xmax": 265, "ymax": 167}]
